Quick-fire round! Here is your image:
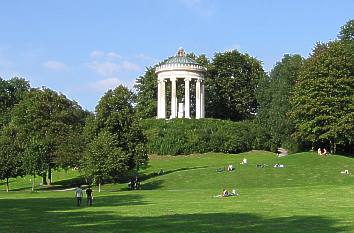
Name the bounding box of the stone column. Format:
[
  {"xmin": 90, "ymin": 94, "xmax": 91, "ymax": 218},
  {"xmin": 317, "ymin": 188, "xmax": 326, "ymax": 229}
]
[
  {"xmin": 201, "ymin": 80, "xmax": 205, "ymax": 118},
  {"xmin": 157, "ymin": 79, "xmax": 166, "ymax": 119},
  {"xmin": 196, "ymin": 79, "xmax": 201, "ymax": 119},
  {"xmin": 170, "ymin": 77, "xmax": 177, "ymax": 119},
  {"xmin": 184, "ymin": 78, "xmax": 191, "ymax": 118}
]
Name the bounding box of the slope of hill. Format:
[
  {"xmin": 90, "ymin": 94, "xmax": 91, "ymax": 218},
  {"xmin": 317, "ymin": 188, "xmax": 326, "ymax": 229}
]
[{"xmin": 1, "ymin": 151, "xmax": 353, "ymax": 232}]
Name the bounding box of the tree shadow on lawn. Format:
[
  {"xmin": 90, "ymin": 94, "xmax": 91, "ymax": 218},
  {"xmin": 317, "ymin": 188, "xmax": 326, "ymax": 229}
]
[
  {"xmin": 0, "ymin": 195, "xmax": 348, "ymax": 233},
  {"xmin": 137, "ymin": 166, "xmax": 208, "ymax": 191},
  {"xmin": 141, "ymin": 166, "xmax": 208, "ymax": 181}
]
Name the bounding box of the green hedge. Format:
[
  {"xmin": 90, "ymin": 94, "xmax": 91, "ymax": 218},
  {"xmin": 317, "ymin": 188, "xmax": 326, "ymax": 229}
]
[{"xmin": 140, "ymin": 118, "xmax": 257, "ymax": 155}]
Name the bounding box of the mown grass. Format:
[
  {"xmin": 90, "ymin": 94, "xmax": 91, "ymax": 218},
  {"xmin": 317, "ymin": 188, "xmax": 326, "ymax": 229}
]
[{"xmin": 1, "ymin": 151, "xmax": 354, "ymax": 232}]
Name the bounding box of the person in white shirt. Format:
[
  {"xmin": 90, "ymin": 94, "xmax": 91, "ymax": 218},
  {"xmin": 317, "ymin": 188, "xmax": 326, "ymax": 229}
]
[{"xmin": 75, "ymin": 185, "xmax": 83, "ymax": 207}]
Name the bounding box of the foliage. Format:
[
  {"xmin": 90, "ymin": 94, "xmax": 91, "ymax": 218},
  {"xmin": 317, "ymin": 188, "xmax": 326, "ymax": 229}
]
[
  {"xmin": 9, "ymin": 88, "xmax": 89, "ymax": 183},
  {"xmin": 140, "ymin": 118, "xmax": 256, "ymax": 155},
  {"xmin": 134, "ymin": 67, "xmax": 158, "ymax": 119},
  {"xmin": 206, "ymin": 50, "xmax": 266, "ymax": 120},
  {"xmin": 289, "ymin": 40, "xmax": 354, "ymax": 153},
  {"xmin": 256, "ymin": 54, "xmax": 304, "ymax": 152},
  {"xmin": 81, "ymin": 131, "xmax": 129, "ymax": 185},
  {"xmin": 338, "ymin": 19, "xmax": 354, "ymax": 41},
  {"xmin": 0, "ymin": 77, "xmax": 30, "ymax": 127},
  {"xmin": 82, "ymin": 85, "xmax": 148, "ymax": 182},
  {"xmin": 0, "ymin": 128, "xmax": 23, "ymax": 192}
]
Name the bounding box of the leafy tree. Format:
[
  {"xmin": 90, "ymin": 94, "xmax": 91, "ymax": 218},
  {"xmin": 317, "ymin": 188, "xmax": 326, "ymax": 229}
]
[
  {"xmin": 82, "ymin": 85, "xmax": 148, "ymax": 186},
  {"xmin": 0, "ymin": 128, "xmax": 23, "ymax": 192},
  {"xmin": 338, "ymin": 19, "xmax": 354, "ymax": 41},
  {"xmin": 135, "ymin": 67, "xmax": 158, "ymax": 119},
  {"xmin": 81, "ymin": 131, "xmax": 128, "ymax": 192},
  {"xmin": 206, "ymin": 50, "xmax": 266, "ymax": 120},
  {"xmin": 0, "ymin": 77, "xmax": 30, "ymax": 127},
  {"xmin": 289, "ymin": 40, "xmax": 354, "ymax": 153},
  {"xmin": 22, "ymin": 138, "xmax": 48, "ymax": 191},
  {"xmin": 10, "ymin": 88, "xmax": 88, "ymax": 184},
  {"xmin": 256, "ymin": 54, "xmax": 304, "ymax": 151}
]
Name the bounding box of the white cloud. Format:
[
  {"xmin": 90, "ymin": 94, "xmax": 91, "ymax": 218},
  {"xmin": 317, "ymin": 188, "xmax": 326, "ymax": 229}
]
[
  {"xmin": 43, "ymin": 60, "xmax": 67, "ymax": 70},
  {"xmin": 88, "ymin": 78, "xmax": 121, "ymax": 92},
  {"xmin": 90, "ymin": 50, "xmax": 105, "ymax": 59},
  {"xmin": 88, "ymin": 61, "xmax": 120, "ymax": 77},
  {"xmin": 106, "ymin": 52, "xmax": 122, "ymax": 60},
  {"xmin": 179, "ymin": 0, "xmax": 213, "ymax": 16},
  {"xmin": 120, "ymin": 61, "xmax": 140, "ymax": 71},
  {"xmin": 136, "ymin": 53, "xmax": 159, "ymax": 64}
]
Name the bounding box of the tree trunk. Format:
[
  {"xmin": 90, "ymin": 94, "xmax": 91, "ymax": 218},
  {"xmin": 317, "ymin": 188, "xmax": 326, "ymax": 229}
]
[
  {"xmin": 32, "ymin": 175, "xmax": 35, "ymax": 192},
  {"xmin": 334, "ymin": 143, "xmax": 337, "ymax": 154},
  {"xmin": 6, "ymin": 177, "xmax": 9, "ymax": 192},
  {"xmin": 99, "ymin": 181, "xmax": 101, "ymax": 193},
  {"xmin": 42, "ymin": 172, "xmax": 47, "ymax": 185},
  {"xmin": 48, "ymin": 166, "xmax": 52, "ymax": 185}
]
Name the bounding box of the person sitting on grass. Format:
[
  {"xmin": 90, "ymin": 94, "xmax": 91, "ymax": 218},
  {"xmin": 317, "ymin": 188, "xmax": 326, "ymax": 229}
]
[
  {"xmin": 222, "ymin": 189, "xmax": 229, "ymax": 197},
  {"xmin": 240, "ymin": 158, "xmax": 247, "ymax": 165},
  {"xmin": 274, "ymin": 163, "xmax": 284, "ymax": 168},
  {"xmin": 227, "ymin": 164, "xmax": 234, "ymax": 171},
  {"xmin": 341, "ymin": 170, "xmax": 351, "ymax": 175}
]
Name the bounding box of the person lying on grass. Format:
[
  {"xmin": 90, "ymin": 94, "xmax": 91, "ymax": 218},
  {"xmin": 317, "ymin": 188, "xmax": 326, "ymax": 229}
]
[{"xmin": 215, "ymin": 189, "xmax": 239, "ymax": 197}]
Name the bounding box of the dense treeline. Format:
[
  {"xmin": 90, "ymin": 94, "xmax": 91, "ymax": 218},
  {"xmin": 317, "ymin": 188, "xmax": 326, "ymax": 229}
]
[{"xmin": 0, "ymin": 20, "xmax": 353, "ymax": 191}]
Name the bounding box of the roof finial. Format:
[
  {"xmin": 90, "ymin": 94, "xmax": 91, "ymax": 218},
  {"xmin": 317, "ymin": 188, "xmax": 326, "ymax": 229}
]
[{"xmin": 177, "ymin": 47, "xmax": 185, "ymax": 57}]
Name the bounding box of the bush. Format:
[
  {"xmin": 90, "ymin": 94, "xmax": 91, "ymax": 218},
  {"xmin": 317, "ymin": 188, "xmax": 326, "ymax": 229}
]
[{"xmin": 140, "ymin": 118, "xmax": 257, "ymax": 155}]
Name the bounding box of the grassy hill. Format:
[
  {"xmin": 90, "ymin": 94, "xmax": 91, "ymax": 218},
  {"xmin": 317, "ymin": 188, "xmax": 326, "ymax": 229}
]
[{"xmin": 1, "ymin": 151, "xmax": 354, "ymax": 232}]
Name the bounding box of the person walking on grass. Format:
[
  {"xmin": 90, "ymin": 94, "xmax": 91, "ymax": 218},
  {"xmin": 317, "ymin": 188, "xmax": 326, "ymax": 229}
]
[
  {"xmin": 86, "ymin": 186, "xmax": 93, "ymax": 206},
  {"xmin": 75, "ymin": 185, "xmax": 83, "ymax": 207}
]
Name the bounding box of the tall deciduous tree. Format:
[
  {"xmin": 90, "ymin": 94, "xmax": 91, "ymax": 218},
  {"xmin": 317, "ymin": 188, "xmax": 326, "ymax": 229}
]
[
  {"xmin": 135, "ymin": 67, "xmax": 158, "ymax": 119},
  {"xmin": 10, "ymin": 88, "xmax": 88, "ymax": 184},
  {"xmin": 82, "ymin": 85, "xmax": 148, "ymax": 187},
  {"xmin": 338, "ymin": 19, "xmax": 354, "ymax": 41},
  {"xmin": 206, "ymin": 50, "xmax": 266, "ymax": 120},
  {"xmin": 256, "ymin": 54, "xmax": 304, "ymax": 151},
  {"xmin": 289, "ymin": 40, "xmax": 354, "ymax": 153},
  {"xmin": 0, "ymin": 127, "xmax": 23, "ymax": 192}
]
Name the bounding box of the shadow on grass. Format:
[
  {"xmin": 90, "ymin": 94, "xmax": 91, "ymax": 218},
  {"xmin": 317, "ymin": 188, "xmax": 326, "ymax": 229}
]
[
  {"xmin": 136, "ymin": 166, "xmax": 208, "ymax": 191},
  {"xmin": 10, "ymin": 177, "xmax": 86, "ymax": 192},
  {"xmin": 0, "ymin": 194, "xmax": 348, "ymax": 233},
  {"xmin": 141, "ymin": 166, "xmax": 208, "ymax": 181}
]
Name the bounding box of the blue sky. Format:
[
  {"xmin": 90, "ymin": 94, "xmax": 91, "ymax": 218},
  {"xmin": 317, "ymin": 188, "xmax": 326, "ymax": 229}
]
[{"xmin": 0, "ymin": 0, "xmax": 353, "ymax": 111}]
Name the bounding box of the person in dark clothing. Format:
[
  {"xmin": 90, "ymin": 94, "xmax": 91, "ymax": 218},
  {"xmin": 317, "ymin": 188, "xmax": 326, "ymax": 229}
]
[{"xmin": 86, "ymin": 186, "xmax": 93, "ymax": 206}]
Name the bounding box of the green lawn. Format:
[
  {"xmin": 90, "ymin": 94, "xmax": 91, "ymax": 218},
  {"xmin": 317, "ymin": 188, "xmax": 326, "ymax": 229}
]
[{"xmin": 1, "ymin": 151, "xmax": 354, "ymax": 232}]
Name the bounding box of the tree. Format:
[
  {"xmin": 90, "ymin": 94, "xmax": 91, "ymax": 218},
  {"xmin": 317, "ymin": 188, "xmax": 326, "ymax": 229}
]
[
  {"xmin": 10, "ymin": 88, "xmax": 88, "ymax": 184},
  {"xmin": 22, "ymin": 138, "xmax": 48, "ymax": 191},
  {"xmin": 338, "ymin": 19, "xmax": 354, "ymax": 41},
  {"xmin": 82, "ymin": 85, "xmax": 148, "ymax": 187},
  {"xmin": 289, "ymin": 40, "xmax": 354, "ymax": 153},
  {"xmin": 135, "ymin": 67, "xmax": 158, "ymax": 119},
  {"xmin": 256, "ymin": 54, "xmax": 304, "ymax": 151},
  {"xmin": 0, "ymin": 77, "xmax": 30, "ymax": 127},
  {"xmin": 81, "ymin": 131, "xmax": 129, "ymax": 192},
  {"xmin": 206, "ymin": 50, "xmax": 266, "ymax": 120},
  {"xmin": 0, "ymin": 128, "xmax": 23, "ymax": 192}
]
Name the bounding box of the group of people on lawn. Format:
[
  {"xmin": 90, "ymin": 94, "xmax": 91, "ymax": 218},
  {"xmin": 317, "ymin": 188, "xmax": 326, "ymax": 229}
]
[
  {"xmin": 318, "ymin": 148, "xmax": 328, "ymax": 156},
  {"xmin": 75, "ymin": 185, "xmax": 93, "ymax": 207}
]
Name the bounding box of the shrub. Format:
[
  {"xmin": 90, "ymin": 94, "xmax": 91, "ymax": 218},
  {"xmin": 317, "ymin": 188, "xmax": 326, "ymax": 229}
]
[{"xmin": 140, "ymin": 118, "xmax": 257, "ymax": 155}]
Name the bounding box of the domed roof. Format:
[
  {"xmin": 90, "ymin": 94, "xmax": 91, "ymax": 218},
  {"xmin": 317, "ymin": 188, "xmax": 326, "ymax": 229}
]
[
  {"xmin": 155, "ymin": 47, "xmax": 206, "ymax": 74},
  {"xmin": 162, "ymin": 48, "xmax": 199, "ymax": 65}
]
